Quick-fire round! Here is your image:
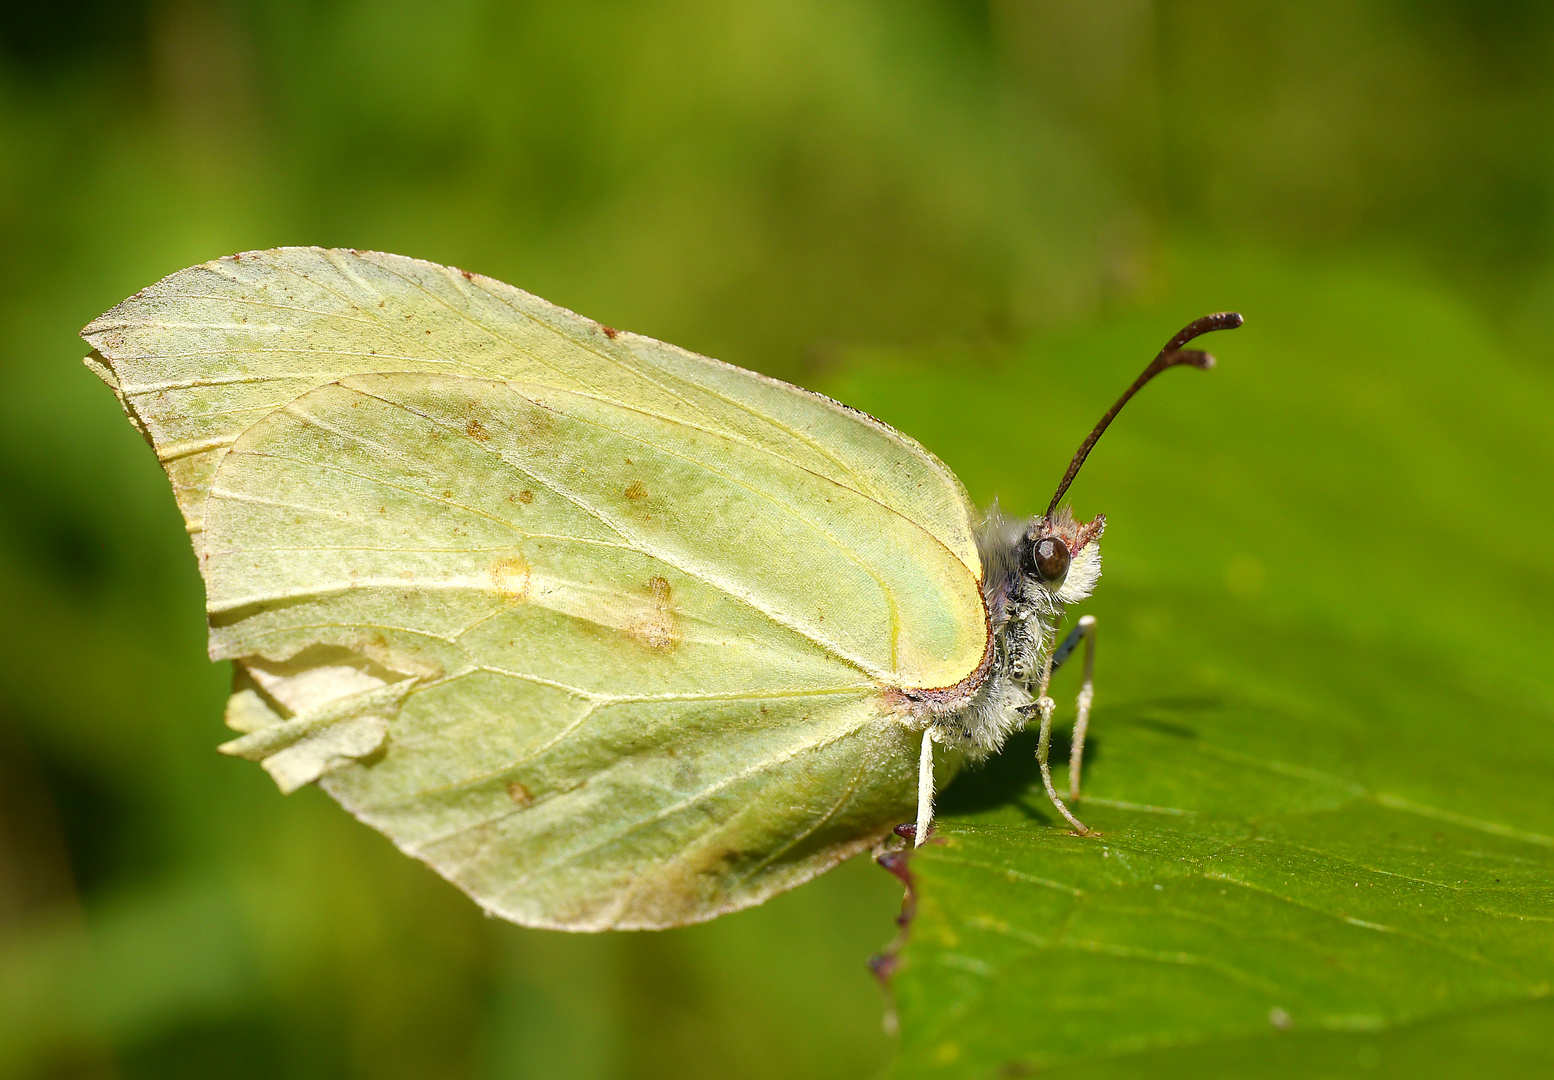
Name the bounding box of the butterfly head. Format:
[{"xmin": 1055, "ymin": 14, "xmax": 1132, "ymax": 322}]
[{"xmin": 1019, "ymin": 506, "xmax": 1104, "ymax": 604}]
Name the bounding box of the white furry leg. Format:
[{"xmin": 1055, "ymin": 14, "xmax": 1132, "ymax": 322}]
[
  {"xmin": 1068, "ymin": 615, "xmax": 1097, "ymax": 802},
  {"xmin": 1035, "ymin": 637, "xmax": 1091, "ymax": 835},
  {"xmin": 1035, "ymin": 695, "xmax": 1091, "ymax": 834},
  {"xmin": 914, "ymin": 729, "xmax": 935, "ymax": 847}
]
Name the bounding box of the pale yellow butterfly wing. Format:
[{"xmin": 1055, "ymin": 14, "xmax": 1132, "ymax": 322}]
[{"xmin": 83, "ymin": 249, "xmax": 985, "ymax": 928}]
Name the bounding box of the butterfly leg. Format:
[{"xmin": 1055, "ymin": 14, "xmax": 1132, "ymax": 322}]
[
  {"xmin": 914, "ymin": 729, "xmax": 935, "ymax": 847},
  {"xmin": 1035, "ymin": 635, "xmax": 1092, "ymax": 835},
  {"xmin": 1035, "ymin": 696, "xmax": 1091, "ymax": 834},
  {"xmin": 1052, "ymin": 615, "xmax": 1098, "ymax": 802}
]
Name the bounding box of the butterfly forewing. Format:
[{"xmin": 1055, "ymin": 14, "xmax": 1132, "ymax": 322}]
[
  {"xmin": 82, "ymin": 248, "xmax": 981, "ymax": 574},
  {"xmin": 83, "ymin": 248, "xmax": 986, "ymax": 928}
]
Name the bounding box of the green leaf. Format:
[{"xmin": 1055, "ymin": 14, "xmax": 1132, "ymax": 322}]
[
  {"xmin": 892, "ymin": 682, "xmax": 1553, "ymax": 1075},
  {"xmin": 827, "ymin": 250, "xmax": 1554, "ymax": 1077}
]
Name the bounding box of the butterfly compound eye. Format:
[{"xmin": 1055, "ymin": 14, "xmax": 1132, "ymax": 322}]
[{"xmin": 1024, "ymin": 536, "xmax": 1071, "ymax": 583}]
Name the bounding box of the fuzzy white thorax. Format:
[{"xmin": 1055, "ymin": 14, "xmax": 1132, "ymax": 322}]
[{"xmin": 921, "ymin": 503, "xmax": 1102, "ymax": 759}]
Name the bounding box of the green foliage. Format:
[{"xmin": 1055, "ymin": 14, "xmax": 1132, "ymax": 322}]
[
  {"xmin": 828, "ymin": 251, "xmax": 1554, "ymax": 1076},
  {"xmin": 3, "ymin": 1, "xmax": 1554, "ymax": 1077}
]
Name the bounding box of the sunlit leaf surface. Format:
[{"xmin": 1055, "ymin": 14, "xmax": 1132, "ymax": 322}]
[{"xmin": 833, "ymin": 253, "xmax": 1554, "ymax": 1078}]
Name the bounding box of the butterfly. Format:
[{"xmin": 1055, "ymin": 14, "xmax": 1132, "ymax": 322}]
[{"xmin": 83, "ymin": 248, "xmax": 1239, "ymax": 929}]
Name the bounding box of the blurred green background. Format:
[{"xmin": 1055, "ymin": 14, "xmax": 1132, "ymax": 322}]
[{"xmin": 2, "ymin": 2, "xmax": 1553, "ymax": 1078}]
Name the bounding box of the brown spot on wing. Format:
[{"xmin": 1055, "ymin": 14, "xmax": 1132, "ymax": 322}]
[
  {"xmin": 626, "ymin": 576, "xmax": 678, "ymax": 651},
  {"xmin": 517, "ymin": 490, "xmax": 534, "ymax": 504},
  {"xmin": 601, "ymin": 326, "xmax": 619, "ymax": 338},
  {"xmin": 506, "ymin": 781, "xmax": 533, "ymax": 806},
  {"xmin": 623, "ymin": 481, "xmax": 647, "ymax": 500},
  {"xmin": 465, "ymin": 418, "xmax": 490, "ymax": 441},
  {"xmin": 489, "ymin": 557, "xmax": 531, "ymax": 602}
]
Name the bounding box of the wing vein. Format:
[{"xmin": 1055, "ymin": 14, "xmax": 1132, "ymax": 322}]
[{"xmin": 347, "ymin": 384, "xmax": 885, "ymax": 676}]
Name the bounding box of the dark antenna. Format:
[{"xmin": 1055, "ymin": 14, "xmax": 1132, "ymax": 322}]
[{"xmin": 1044, "ymin": 312, "xmax": 1243, "ymax": 522}]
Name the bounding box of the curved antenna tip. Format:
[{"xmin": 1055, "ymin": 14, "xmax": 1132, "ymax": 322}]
[
  {"xmin": 1163, "ymin": 312, "xmax": 1244, "ymax": 355},
  {"xmin": 1043, "ymin": 311, "xmax": 1242, "ymax": 521}
]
